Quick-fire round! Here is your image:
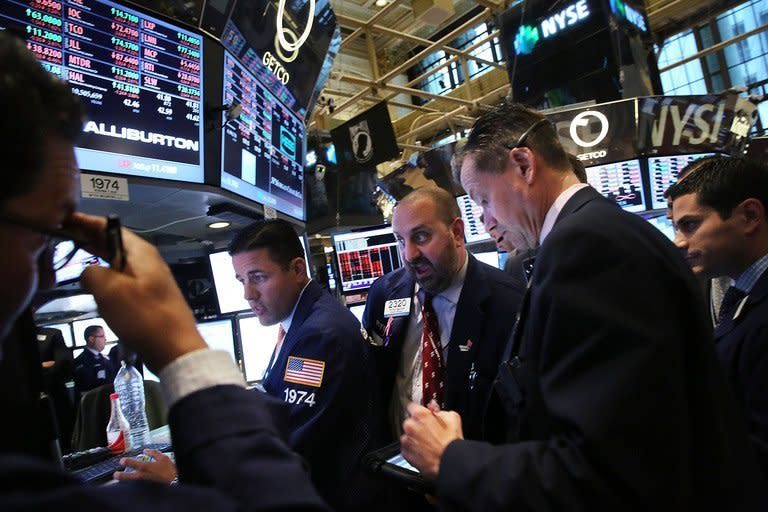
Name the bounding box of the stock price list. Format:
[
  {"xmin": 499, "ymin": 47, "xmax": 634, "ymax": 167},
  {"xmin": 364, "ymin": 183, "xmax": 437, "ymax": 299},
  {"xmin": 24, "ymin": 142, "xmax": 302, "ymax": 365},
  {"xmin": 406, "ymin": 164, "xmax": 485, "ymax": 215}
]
[
  {"xmin": 585, "ymin": 160, "xmax": 646, "ymax": 213},
  {"xmin": 1, "ymin": 0, "xmax": 203, "ymax": 165}
]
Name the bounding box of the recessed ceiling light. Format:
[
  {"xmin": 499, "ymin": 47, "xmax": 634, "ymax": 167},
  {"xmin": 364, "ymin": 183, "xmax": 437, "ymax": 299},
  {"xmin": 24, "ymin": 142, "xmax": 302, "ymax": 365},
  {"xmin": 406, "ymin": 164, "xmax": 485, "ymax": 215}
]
[
  {"xmin": 375, "ymin": 0, "xmax": 388, "ymax": 7},
  {"xmin": 207, "ymin": 221, "xmax": 231, "ymax": 229}
]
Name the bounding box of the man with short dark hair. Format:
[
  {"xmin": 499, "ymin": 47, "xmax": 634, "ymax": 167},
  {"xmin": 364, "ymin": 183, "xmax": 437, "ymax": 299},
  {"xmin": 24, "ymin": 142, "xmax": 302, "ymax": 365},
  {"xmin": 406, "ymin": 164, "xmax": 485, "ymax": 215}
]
[
  {"xmin": 230, "ymin": 219, "xmax": 377, "ymax": 511},
  {"xmin": 668, "ymin": 156, "xmax": 768, "ymax": 476},
  {"xmin": 0, "ymin": 32, "xmax": 326, "ymax": 511},
  {"xmin": 73, "ymin": 325, "xmax": 116, "ymax": 397},
  {"xmin": 399, "ymin": 101, "xmax": 764, "ymax": 509},
  {"xmin": 363, "ymin": 186, "xmax": 523, "ymax": 443}
]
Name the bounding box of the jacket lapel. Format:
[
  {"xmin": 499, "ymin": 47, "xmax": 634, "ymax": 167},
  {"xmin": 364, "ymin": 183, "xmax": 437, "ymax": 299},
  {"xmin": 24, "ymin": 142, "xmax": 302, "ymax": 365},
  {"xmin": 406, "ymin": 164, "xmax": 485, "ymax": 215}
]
[{"xmin": 713, "ymin": 270, "xmax": 768, "ymax": 341}]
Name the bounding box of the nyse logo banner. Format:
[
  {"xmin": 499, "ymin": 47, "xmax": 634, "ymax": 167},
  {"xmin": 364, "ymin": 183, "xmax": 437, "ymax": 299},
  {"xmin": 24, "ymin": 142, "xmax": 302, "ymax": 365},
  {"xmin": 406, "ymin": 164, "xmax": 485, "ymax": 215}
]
[
  {"xmin": 638, "ymin": 94, "xmax": 758, "ymax": 155},
  {"xmin": 548, "ymin": 99, "xmax": 637, "ymax": 167},
  {"xmin": 514, "ymin": 0, "xmax": 591, "ymax": 56}
]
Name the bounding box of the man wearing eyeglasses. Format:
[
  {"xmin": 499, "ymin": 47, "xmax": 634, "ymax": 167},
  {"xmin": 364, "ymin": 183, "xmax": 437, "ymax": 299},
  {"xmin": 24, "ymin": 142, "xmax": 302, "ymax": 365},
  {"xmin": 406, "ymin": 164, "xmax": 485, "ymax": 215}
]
[
  {"xmin": 73, "ymin": 325, "xmax": 116, "ymax": 399},
  {"xmin": 398, "ymin": 101, "xmax": 765, "ymax": 509},
  {"xmin": 0, "ymin": 33, "xmax": 326, "ymax": 511}
]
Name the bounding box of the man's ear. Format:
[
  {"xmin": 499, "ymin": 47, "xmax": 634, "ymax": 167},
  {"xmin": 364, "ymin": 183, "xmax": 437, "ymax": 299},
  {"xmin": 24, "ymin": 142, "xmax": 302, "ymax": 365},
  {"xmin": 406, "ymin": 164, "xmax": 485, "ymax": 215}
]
[
  {"xmin": 292, "ymin": 257, "xmax": 307, "ymax": 277},
  {"xmin": 737, "ymin": 198, "xmax": 766, "ymax": 235},
  {"xmin": 450, "ymin": 217, "xmax": 465, "ymax": 246},
  {"xmin": 509, "ymin": 147, "xmax": 535, "ymax": 184}
]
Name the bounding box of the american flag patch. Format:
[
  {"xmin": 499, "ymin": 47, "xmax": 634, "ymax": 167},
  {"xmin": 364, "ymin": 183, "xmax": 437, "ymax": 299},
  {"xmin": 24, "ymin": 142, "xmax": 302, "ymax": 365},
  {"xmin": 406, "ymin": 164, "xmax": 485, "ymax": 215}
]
[{"xmin": 283, "ymin": 356, "xmax": 325, "ymax": 388}]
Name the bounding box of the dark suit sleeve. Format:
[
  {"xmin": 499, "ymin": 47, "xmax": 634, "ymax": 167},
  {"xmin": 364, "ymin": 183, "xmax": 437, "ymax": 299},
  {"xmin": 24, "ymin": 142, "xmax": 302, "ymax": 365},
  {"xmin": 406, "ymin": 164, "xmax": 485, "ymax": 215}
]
[
  {"xmin": 743, "ymin": 323, "xmax": 768, "ymax": 475},
  {"xmin": 0, "ymin": 386, "xmax": 329, "ymax": 511},
  {"xmin": 437, "ymin": 226, "xmax": 705, "ymax": 510},
  {"xmin": 48, "ymin": 331, "xmax": 73, "ymax": 382}
]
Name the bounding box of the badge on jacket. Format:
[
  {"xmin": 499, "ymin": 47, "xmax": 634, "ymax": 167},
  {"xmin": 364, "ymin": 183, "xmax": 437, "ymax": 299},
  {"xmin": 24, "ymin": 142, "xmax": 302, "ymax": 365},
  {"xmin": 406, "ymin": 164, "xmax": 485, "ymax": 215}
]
[{"xmin": 384, "ymin": 298, "xmax": 411, "ymax": 318}]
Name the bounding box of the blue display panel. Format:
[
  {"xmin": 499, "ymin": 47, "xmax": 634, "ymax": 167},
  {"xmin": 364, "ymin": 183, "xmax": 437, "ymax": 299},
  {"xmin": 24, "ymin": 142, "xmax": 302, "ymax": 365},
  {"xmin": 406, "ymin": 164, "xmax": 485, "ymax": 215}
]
[
  {"xmin": 585, "ymin": 159, "xmax": 646, "ymax": 213},
  {"xmin": 647, "ymin": 153, "xmax": 715, "ymax": 210},
  {"xmin": 0, "ymin": 0, "xmax": 205, "ymax": 183},
  {"xmin": 220, "ymin": 50, "xmax": 305, "ymax": 220}
]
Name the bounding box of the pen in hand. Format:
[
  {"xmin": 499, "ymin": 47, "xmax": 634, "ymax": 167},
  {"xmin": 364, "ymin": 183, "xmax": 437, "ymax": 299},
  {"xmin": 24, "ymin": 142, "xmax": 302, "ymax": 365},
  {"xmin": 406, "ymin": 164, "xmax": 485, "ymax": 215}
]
[{"xmin": 106, "ymin": 214, "xmax": 126, "ymax": 272}]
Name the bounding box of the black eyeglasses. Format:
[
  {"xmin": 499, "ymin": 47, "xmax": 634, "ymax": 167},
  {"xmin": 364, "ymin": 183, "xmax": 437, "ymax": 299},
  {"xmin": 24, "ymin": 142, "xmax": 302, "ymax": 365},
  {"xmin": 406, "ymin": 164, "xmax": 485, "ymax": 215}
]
[
  {"xmin": 0, "ymin": 212, "xmax": 90, "ymax": 271},
  {"xmin": 504, "ymin": 118, "xmax": 551, "ymax": 150},
  {"xmin": 0, "ymin": 213, "xmax": 125, "ymax": 271}
]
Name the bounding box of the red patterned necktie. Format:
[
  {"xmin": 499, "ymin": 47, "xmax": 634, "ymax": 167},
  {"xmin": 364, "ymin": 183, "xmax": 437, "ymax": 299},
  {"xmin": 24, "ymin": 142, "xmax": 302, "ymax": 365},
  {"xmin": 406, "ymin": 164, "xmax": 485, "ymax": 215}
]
[
  {"xmin": 263, "ymin": 325, "xmax": 286, "ymax": 381},
  {"xmin": 421, "ymin": 294, "xmax": 445, "ymax": 408}
]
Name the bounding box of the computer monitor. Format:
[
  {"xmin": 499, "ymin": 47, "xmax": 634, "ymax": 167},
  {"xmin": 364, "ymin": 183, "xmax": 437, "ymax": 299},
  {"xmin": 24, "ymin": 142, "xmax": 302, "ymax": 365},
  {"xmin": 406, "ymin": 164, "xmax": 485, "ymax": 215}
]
[
  {"xmin": 197, "ymin": 319, "xmax": 237, "ymax": 364},
  {"xmin": 325, "ymin": 144, "xmax": 337, "ymax": 165},
  {"xmin": 237, "ymin": 314, "xmax": 279, "ymax": 382},
  {"xmin": 456, "ymin": 194, "xmax": 492, "ymax": 244},
  {"xmin": 646, "ymin": 214, "xmax": 676, "ymax": 241},
  {"xmin": 647, "ymin": 153, "xmax": 715, "ymax": 210},
  {"xmin": 585, "ymin": 159, "xmax": 646, "ymax": 213},
  {"xmin": 348, "ymin": 304, "xmax": 366, "ymax": 325},
  {"xmin": 53, "ymin": 241, "xmax": 107, "ymax": 285},
  {"xmin": 71, "ymin": 317, "xmax": 117, "ymax": 352},
  {"xmin": 42, "ymin": 323, "xmax": 75, "ymax": 348},
  {"xmin": 209, "ymin": 235, "xmax": 311, "ymax": 314},
  {"xmin": 333, "ymin": 225, "xmax": 402, "ymax": 294},
  {"xmin": 220, "ymin": 51, "xmax": 305, "ymax": 220},
  {"xmin": 0, "ymin": 0, "xmax": 206, "ymax": 183},
  {"xmin": 473, "ymin": 251, "xmax": 500, "ymax": 270}
]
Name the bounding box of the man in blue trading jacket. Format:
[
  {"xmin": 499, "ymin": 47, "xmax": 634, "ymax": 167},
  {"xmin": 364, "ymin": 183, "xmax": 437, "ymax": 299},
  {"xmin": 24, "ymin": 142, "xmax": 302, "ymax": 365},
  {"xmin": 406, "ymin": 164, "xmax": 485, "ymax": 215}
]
[
  {"xmin": 230, "ymin": 219, "xmax": 377, "ymax": 511},
  {"xmin": 399, "ymin": 102, "xmax": 765, "ymax": 510},
  {"xmin": 668, "ymin": 156, "xmax": 768, "ymax": 477},
  {"xmin": 73, "ymin": 325, "xmax": 116, "ymax": 398},
  {"xmin": 0, "ymin": 32, "xmax": 326, "ymax": 511},
  {"xmin": 363, "ymin": 186, "xmax": 523, "ymax": 445}
]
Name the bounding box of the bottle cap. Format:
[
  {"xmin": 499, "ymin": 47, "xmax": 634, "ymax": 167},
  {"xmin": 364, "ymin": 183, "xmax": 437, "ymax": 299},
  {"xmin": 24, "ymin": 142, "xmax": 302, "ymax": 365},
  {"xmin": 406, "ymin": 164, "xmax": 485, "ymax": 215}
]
[{"xmin": 110, "ymin": 392, "xmax": 119, "ymax": 400}]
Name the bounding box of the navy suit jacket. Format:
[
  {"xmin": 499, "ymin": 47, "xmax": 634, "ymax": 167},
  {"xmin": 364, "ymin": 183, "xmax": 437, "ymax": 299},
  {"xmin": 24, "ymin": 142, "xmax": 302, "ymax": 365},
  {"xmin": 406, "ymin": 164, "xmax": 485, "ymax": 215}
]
[
  {"xmin": 363, "ymin": 254, "xmax": 524, "ymax": 441},
  {"xmin": 0, "ymin": 385, "xmax": 329, "ymax": 511},
  {"xmin": 73, "ymin": 348, "xmax": 116, "ymax": 396},
  {"xmin": 713, "ymin": 267, "xmax": 768, "ymax": 477},
  {"xmin": 263, "ymin": 280, "xmax": 376, "ymax": 511},
  {"xmin": 438, "ymin": 187, "xmax": 764, "ymax": 510}
]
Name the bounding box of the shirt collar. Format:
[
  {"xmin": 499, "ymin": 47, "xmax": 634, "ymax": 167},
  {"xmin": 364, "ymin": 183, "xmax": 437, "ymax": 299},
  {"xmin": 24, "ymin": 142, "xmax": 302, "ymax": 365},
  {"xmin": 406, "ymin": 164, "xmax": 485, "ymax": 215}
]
[
  {"xmin": 539, "ymin": 183, "xmax": 589, "ymax": 245},
  {"xmin": 733, "ymin": 252, "xmax": 768, "ymax": 293},
  {"xmin": 416, "ymin": 250, "xmax": 468, "ymax": 305},
  {"xmin": 86, "ymin": 346, "xmax": 102, "ymax": 357},
  {"xmin": 280, "ymin": 280, "xmax": 312, "ymax": 334}
]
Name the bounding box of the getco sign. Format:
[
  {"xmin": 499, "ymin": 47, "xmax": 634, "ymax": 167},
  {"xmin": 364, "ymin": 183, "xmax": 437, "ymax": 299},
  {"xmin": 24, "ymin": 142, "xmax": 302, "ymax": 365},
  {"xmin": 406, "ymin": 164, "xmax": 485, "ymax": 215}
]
[{"xmin": 263, "ymin": 0, "xmax": 315, "ymax": 84}]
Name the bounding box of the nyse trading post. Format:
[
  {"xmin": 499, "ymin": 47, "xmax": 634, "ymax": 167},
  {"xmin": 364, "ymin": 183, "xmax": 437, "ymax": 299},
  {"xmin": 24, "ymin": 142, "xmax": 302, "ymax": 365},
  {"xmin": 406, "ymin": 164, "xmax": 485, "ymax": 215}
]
[
  {"xmin": 221, "ymin": 51, "xmax": 305, "ymax": 220},
  {"xmin": 0, "ymin": 0, "xmax": 205, "ymax": 183}
]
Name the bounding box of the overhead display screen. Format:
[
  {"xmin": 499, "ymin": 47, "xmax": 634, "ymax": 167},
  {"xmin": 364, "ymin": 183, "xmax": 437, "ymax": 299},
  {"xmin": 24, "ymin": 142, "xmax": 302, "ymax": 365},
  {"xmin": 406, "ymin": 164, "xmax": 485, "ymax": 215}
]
[
  {"xmin": 221, "ymin": 51, "xmax": 305, "ymax": 220},
  {"xmin": 0, "ymin": 0, "xmax": 205, "ymax": 183},
  {"xmin": 647, "ymin": 153, "xmax": 715, "ymax": 210},
  {"xmin": 333, "ymin": 225, "xmax": 401, "ymax": 294},
  {"xmin": 456, "ymin": 194, "xmax": 492, "ymax": 244},
  {"xmin": 585, "ymin": 159, "xmax": 646, "ymax": 213}
]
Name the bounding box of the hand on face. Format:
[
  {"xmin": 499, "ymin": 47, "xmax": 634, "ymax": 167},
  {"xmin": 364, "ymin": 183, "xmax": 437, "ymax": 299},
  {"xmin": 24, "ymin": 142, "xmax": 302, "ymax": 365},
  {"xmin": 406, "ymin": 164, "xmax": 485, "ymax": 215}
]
[
  {"xmin": 71, "ymin": 213, "xmax": 206, "ymax": 373},
  {"xmin": 400, "ymin": 402, "xmax": 464, "ymax": 481}
]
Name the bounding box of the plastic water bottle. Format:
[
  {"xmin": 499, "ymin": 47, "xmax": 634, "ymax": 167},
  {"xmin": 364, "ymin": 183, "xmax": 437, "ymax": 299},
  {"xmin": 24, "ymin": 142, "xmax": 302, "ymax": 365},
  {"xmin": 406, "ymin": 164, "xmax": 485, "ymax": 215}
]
[
  {"xmin": 113, "ymin": 361, "xmax": 151, "ymax": 448},
  {"xmin": 106, "ymin": 393, "xmax": 131, "ymax": 453}
]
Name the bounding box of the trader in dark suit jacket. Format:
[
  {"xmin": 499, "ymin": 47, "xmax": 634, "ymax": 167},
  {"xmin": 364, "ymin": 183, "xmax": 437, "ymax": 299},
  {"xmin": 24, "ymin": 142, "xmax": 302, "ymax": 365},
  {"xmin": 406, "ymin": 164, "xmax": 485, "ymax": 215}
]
[
  {"xmin": 399, "ymin": 101, "xmax": 764, "ymax": 509},
  {"xmin": 363, "ymin": 187, "xmax": 523, "ymax": 442},
  {"xmin": 0, "ymin": 33, "xmax": 326, "ymax": 511},
  {"xmin": 668, "ymin": 155, "xmax": 768, "ymax": 477},
  {"xmin": 231, "ymin": 219, "xmax": 376, "ymax": 511},
  {"xmin": 73, "ymin": 325, "xmax": 116, "ymax": 399},
  {"xmin": 37, "ymin": 326, "xmax": 74, "ymax": 452}
]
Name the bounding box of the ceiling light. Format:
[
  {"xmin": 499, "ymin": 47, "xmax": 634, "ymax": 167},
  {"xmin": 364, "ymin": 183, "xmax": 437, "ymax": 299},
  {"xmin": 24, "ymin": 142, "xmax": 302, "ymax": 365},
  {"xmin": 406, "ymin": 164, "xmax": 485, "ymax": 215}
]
[
  {"xmin": 207, "ymin": 221, "xmax": 231, "ymax": 229},
  {"xmin": 375, "ymin": 0, "xmax": 388, "ymax": 7}
]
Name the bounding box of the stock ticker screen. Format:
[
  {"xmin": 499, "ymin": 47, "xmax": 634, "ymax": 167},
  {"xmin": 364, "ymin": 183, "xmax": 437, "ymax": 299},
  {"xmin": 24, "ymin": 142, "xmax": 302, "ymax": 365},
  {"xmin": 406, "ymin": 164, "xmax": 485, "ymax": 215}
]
[
  {"xmin": 221, "ymin": 51, "xmax": 305, "ymax": 220},
  {"xmin": 647, "ymin": 153, "xmax": 715, "ymax": 210},
  {"xmin": 585, "ymin": 159, "xmax": 646, "ymax": 213},
  {"xmin": 0, "ymin": 0, "xmax": 205, "ymax": 183},
  {"xmin": 333, "ymin": 226, "xmax": 402, "ymax": 294}
]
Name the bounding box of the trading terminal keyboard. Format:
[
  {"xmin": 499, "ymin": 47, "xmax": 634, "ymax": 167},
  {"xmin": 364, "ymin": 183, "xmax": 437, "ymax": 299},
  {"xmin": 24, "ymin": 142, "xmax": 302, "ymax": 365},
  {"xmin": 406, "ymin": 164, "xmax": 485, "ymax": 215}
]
[{"xmin": 67, "ymin": 443, "xmax": 172, "ymax": 483}]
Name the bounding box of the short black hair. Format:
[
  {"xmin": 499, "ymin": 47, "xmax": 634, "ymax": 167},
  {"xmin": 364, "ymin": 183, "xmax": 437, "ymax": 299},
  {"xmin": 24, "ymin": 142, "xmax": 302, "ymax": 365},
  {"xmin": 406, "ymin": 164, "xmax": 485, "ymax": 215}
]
[
  {"xmin": 84, "ymin": 325, "xmax": 103, "ymax": 342},
  {"xmin": 0, "ymin": 33, "xmax": 83, "ymax": 206},
  {"xmin": 663, "ymin": 155, "xmax": 720, "ymax": 200},
  {"xmin": 228, "ymin": 219, "xmax": 304, "ymax": 270},
  {"xmin": 666, "ymin": 156, "xmax": 768, "ymax": 220},
  {"xmin": 452, "ymin": 101, "xmax": 570, "ymax": 182}
]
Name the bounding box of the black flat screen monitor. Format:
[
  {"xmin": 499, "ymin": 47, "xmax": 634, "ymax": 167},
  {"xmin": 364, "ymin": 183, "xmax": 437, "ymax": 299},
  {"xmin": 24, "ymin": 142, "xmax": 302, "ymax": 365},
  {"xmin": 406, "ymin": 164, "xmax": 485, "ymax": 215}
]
[
  {"xmin": 456, "ymin": 194, "xmax": 492, "ymax": 244},
  {"xmin": 220, "ymin": 50, "xmax": 305, "ymax": 220},
  {"xmin": 42, "ymin": 322, "xmax": 75, "ymax": 348},
  {"xmin": 0, "ymin": 0, "xmax": 206, "ymax": 183},
  {"xmin": 647, "ymin": 153, "xmax": 715, "ymax": 210},
  {"xmin": 237, "ymin": 314, "xmax": 279, "ymax": 382},
  {"xmin": 197, "ymin": 318, "xmax": 237, "ymax": 363},
  {"xmin": 333, "ymin": 225, "xmax": 402, "ymax": 294},
  {"xmin": 585, "ymin": 159, "xmax": 646, "ymax": 213}
]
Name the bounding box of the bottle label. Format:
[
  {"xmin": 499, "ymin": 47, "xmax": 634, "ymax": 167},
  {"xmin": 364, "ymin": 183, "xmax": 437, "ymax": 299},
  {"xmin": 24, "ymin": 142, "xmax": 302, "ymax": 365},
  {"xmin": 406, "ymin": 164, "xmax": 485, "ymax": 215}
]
[{"xmin": 107, "ymin": 429, "xmax": 127, "ymax": 454}]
